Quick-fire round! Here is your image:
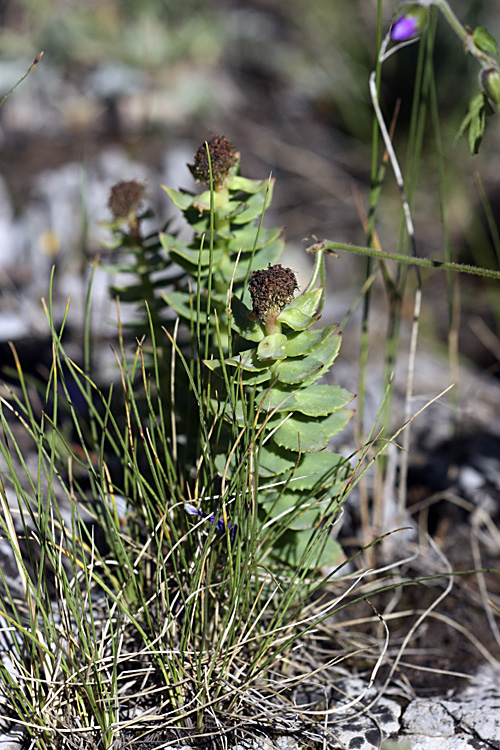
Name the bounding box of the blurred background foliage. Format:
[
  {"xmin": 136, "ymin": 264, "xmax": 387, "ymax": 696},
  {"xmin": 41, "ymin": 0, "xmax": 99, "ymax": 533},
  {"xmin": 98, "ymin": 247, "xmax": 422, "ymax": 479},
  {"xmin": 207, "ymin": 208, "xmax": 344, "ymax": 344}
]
[{"xmin": 0, "ymin": 0, "xmax": 499, "ymax": 374}]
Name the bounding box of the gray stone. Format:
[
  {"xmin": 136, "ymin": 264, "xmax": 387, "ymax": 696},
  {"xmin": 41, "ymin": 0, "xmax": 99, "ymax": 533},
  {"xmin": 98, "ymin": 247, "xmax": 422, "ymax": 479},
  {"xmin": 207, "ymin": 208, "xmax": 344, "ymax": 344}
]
[{"xmin": 402, "ymin": 699, "xmax": 455, "ymax": 737}]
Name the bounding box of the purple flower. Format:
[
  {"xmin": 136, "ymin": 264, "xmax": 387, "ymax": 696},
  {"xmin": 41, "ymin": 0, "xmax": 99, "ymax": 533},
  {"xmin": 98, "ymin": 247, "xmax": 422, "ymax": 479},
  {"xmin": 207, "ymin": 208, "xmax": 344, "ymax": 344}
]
[
  {"xmin": 390, "ymin": 4, "xmax": 429, "ymax": 42},
  {"xmin": 185, "ymin": 503, "xmax": 236, "ymax": 542},
  {"xmin": 391, "ymin": 15, "xmax": 418, "ymax": 41}
]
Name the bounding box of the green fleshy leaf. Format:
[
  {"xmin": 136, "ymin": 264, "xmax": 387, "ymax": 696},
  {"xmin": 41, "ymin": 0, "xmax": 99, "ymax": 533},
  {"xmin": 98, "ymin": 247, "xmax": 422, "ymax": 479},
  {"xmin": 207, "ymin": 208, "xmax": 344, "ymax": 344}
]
[
  {"xmin": 284, "ymin": 287, "xmax": 323, "ymax": 316},
  {"xmin": 275, "ymin": 333, "xmax": 342, "ymax": 385},
  {"xmin": 257, "ymin": 442, "xmax": 296, "ymax": 476},
  {"xmin": 259, "ymin": 444, "xmax": 348, "ymax": 488},
  {"xmin": 270, "ymin": 527, "xmax": 344, "ymax": 569},
  {"xmin": 213, "ymin": 349, "xmax": 264, "ymax": 372},
  {"xmin": 259, "ymin": 384, "xmax": 355, "ymax": 416},
  {"xmin": 275, "ymin": 356, "xmax": 324, "ymax": 384},
  {"xmin": 162, "ymin": 185, "xmax": 195, "ymax": 211},
  {"xmin": 277, "ymin": 307, "xmax": 319, "ymax": 331},
  {"xmin": 231, "ymin": 297, "xmax": 265, "ymax": 342},
  {"xmin": 473, "ymin": 26, "xmax": 498, "ymax": 56},
  {"xmin": 257, "ymin": 334, "xmax": 288, "ymax": 361},
  {"xmin": 217, "ymin": 200, "xmax": 246, "ymax": 221},
  {"xmin": 162, "ymin": 290, "xmax": 226, "ymax": 321},
  {"xmin": 284, "ymin": 324, "xmax": 338, "ymax": 357},
  {"xmin": 230, "ymin": 184, "xmax": 275, "ymax": 225},
  {"xmin": 205, "ymin": 350, "xmax": 272, "ymax": 385},
  {"xmin": 260, "ymin": 489, "xmax": 341, "ymax": 530},
  {"xmin": 227, "ymin": 175, "xmax": 270, "ymax": 194},
  {"xmin": 162, "ymin": 290, "xmax": 196, "ymax": 320},
  {"xmin": 231, "ymin": 240, "xmax": 285, "ymax": 282},
  {"xmin": 226, "ymin": 225, "xmax": 283, "ymax": 252},
  {"xmin": 269, "ymin": 409, "xmax": 354, "ymax": 452},
  {"xmin": 159, "ymin": 234, "xmax": 223, "ymax": 268}
]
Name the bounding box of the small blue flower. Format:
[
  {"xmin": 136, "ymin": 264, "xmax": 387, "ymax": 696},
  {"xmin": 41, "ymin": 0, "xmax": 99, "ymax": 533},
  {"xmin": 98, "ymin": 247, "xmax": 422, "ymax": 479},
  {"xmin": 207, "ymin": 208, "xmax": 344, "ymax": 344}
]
[
  {"xmin": 185, "ymin": 503, "xmax": 236, "ymax": 541},
  {"xmin": 391, "ymin": 4, "xmax": 429, "ymax": 42}
]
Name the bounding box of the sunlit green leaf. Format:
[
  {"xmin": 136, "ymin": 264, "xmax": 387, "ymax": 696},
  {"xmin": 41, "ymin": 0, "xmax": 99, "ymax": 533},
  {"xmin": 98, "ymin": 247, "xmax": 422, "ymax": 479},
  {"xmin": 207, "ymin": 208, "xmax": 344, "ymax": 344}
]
[
  {"xmin": 270, "ymin": 527, "xmax": 344, "ymax": 568},
  {"xmin": 257, "ymin": 334, "xmax": 288, "ymax": 361},
  {"xmin": 258, "ymin": 384, "xmax": 354, "ymax": 416},
  {"xmin": 269, "ymin": 409, "xmax": 354, "ymax": 452},
  {"xmin": 260, "ymin": 490, "xmax": 341, "ymax": 530},
  {"xmin": 162, "ymin": 185, "xmax": 195, "ymax": 211},
  {"xmin": 231, "ymin": 297, "xmax": 265, "ymax": 341},
  {"xmin": 276, "ymin": 333, "xmax": 341, "ymax": 385},
  {"xmin": 284, "ymin": 324, "xmax": 338, "ymax": 357},
  {"xmin": 259, "ymin": 444, "xmax": 349, "ymax": 488},
  {"xmin": 284, "ymin": 287, "xmax": 322, "ymax": 316}
]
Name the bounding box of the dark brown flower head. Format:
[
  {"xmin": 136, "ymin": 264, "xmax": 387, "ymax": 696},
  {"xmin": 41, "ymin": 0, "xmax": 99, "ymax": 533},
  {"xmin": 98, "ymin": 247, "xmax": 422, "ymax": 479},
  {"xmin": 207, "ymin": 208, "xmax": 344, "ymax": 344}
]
[
  {"xmin": 108, "ymin": 180, "xmax": 146, "ymax": 222},
  {"xmin": 249, "ymin": 264, "xmax": 299, "ymax": 325},
  {"xmin": 190, "ymin": 135, "xmax": 238, "ymax": 189}
]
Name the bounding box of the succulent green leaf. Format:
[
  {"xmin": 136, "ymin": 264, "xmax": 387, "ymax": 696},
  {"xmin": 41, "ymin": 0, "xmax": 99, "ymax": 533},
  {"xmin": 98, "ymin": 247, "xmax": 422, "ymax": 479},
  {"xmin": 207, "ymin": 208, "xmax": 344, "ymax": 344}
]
[
  {"xmin": 259, "ymin": 444, "xmax": 348, "ymax": 487},
  {"xmin": 162, "ymin": 186, "xmax": 195, "ymax": 211},
  {"xmin": 159, "ymin": 234, "xmax": 223, "ymax": 268},
  {"xmin": 205, "ymin": 350, "xmax": 272, "ymax": 385},
  {"xmin": 163, "ymin": 290, "xmax": 226, "ymax": 321},
  {"xmin": 162, "ymin": 290, "xmax": 196, "ymax": 320},
  {"xmin": 231, "ymin": 186, "xmax": 275, "ymax": 225},
  {"xmin": 270, "ymin": 409, "xmax": 354, "ymax": 452},
  {"xmin": 235, "ymin": 241, "xmax": 285, "ymax": 278},
  {"xmin": 271, "ymin": 527, "xmax": 344, "ymax": 569},
  {"xmin": 226, "ymin": 175, "xmax": 270, "ymax": 194},
  {"xmin": 219, "ymin": 240, "xmax": 284, "ymax": 284},
  {"xmin": 217, "ymin": 200, "xmax": 246, "ymax": 221},
  {"xmin": 275, "ymin": 333, "xmax": 342, "ymax": 385},
  {"xmin": 274, "ymin": 356, "xmax": 324, "ymax": 384},
  {"xmin": 231, "ymin": 297, "xmax": 265, "ymax": 341},
  {"xmin": 226, "ymin": 349, "xmax": 269, "ymax": 372},
  {"xmin": 257, "ymin": 334, "xmax": 288, "ymax": 361},
  {"xmin": 257, "ymin": 442, "xmax": 296, "ymax": 476},
  {"xmin": 261, "ymin": 490, "xmax": 341, "ymax": 530},
  {"xmin": 259, "ymin": 384, "xmax": 355, "ymax": 416},
  {"xmin": 284, "ymin": 324, "xmax": 338, "ymax": 357},
  {"xmin": 277, "ymin": 307, "xmax": 319, "ymax": 331},
  {"xmin": 226, "ymin": 225, "xmax": 283, "ymax": 252},
  {"xmin": 285, "ymin": 287, "xmax": 323, "ymax": 316}
]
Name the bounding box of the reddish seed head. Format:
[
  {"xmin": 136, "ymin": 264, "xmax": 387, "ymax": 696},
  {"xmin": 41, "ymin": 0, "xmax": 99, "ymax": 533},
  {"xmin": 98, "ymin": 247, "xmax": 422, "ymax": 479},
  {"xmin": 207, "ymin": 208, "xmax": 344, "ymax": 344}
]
[
  {"xmin": 249, "ymin": 264, "xmax": 299, "ymax": 325},
  {"xmin": 190, "ymin": 135, "xmax": 238, "ymax": 189},
  {"xmin": 108, "ymin": 180, "xmax": 146, "ymax": 222}
]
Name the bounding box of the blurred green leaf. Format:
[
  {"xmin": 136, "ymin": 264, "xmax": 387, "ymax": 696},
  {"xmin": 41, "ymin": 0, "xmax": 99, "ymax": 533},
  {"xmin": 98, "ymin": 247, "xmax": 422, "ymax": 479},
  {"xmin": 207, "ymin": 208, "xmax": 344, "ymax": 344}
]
[
  {"xmin": 161, "ymin": 186, "xmax": 195, "ymax": 211},
  {"xmin": 473, "ymin": 26, "xmax": 498, "ymax": 55},
  {"xmin": 458, "ymin": 93, "xmax": 488, "ymax": 155}
]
